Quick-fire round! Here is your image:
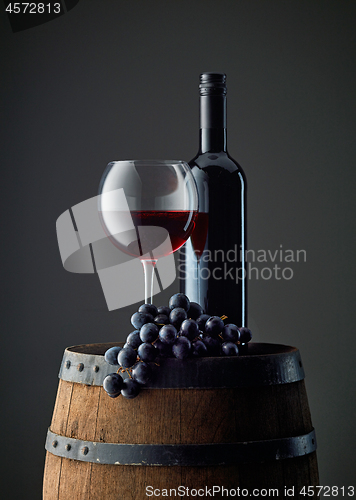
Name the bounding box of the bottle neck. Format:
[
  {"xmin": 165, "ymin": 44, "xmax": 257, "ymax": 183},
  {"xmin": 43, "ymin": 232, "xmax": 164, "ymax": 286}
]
[
  {"xmin": 199, "ymin": 94, "xmax": 227, "ymax": 153},
  {"xmin": 200, "ymin": 129, "xmax": 227, "ymax": 153}
]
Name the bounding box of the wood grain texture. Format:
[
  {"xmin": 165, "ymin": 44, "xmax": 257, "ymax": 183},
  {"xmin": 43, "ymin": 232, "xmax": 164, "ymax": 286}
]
[
  {"xmin": 50, "ymin": 379, "xmax": 73, "ymax": 436},
  {"xmin": 42, "ymin": 452, "xmax": 62, "ymax": 500},
  {"xmin": 43, "ymin": 350, "xmax": 319, "ymax": 499},
  {"xmin": 94, "ymin": 386, "xmax": 181, "ymax": 444}
]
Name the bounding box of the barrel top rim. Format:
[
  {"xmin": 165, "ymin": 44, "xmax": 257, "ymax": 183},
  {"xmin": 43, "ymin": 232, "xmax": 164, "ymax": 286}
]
[
  {"xmin": 59, "ymin": 342, "xmax": 304, "ymax": 387},
  {"xmin": 64, "ymin": 342, "xmax": 299, "ymax": 358}
]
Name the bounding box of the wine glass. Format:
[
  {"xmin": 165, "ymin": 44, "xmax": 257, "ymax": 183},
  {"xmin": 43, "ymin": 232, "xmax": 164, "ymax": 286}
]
[{"xmin": 98, "ymin": 160, "xmax": 198, "ymax": 304}]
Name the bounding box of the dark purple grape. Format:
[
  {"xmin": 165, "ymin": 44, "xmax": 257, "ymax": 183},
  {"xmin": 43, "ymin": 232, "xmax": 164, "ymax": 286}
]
[
  {"xmin": 103, "ymin": 373, "xmax": 124, "ymax": 395},
  {"xmin": 222, "ymin": 324, "xmax": 239, "ymax": 343},
  {"xmin": 157, "ymin": 306, "xmax": 171, "ymax": 317},
  {"xmin": 221, "ymin": 342, "xmax": 239, "ymax": 356},
  {"xmin": 118, "ymin": 346, "xmax": 137, "ymax": 368},
  {"xmin": 121, "ymin": 378, "xmax": 141, "ymax": 399},
  {"xmin": 132, "ymin": 362, "xmax": 153, "ymax": 385},
  {"xmin": 159, "ymin": 324, "xmax": 177, "ymax": 345},
  {"xmin": 169, "ymin": 307, "xmax": 187, "ymax": 329},
  {"xmin": 196, "ymin": 314, "xmax": 210, "ymax": 332},
  {"xmin": 201, "ymin": 335, "xmax": 221, "ymax": 356},
  {"xmin": 104, "ymin": 346, "xmax": 122, "ymax": 365},
  {"xmin": 169, "ymin": 293, "xmax": 190, "ymax": 311},
  {"xmin": 108, "ymin": 392, "xmax": 121, "ymax": 399},
  {"xmin": 154, "ymin": 314, "xmax": 170, "ymax": 326},
  {"xmin": 238, "ymin": 327, "xmax": 252, "ymax": 343},
  {"xmin": 187, "ymin": 301, "xmax": 204, "ymax": 320},
  {"xmin": 126, "ymin": 330, "xmax": 142, "ymax": 349},
  {"xmin": 172, "ymin": 336, "xmax": 191, "ymax": 359},
  {"xmin": 137, "ymin": 342, "xmax": 157, "ymax": 362},
  {"xmin": 139, "ymin": 323, "xmax": 159, "ymax": 343},
  {"xmin": 191, "ymin": 339, "xmax": 208, "ymax": 357},
  {"xmin": 138, "ymin": 303, "xmax": 158, "ymax": 317},
  {"xmin": 154, "ymin": 338, "xmax": 173, "ymax": 357},
  {"xmin": 205, "ymin": 316, "xmax": 224, "ymax": 337},
  {"xmin": 180, "ymin": 319, "xmax": 200, "ymax": 341},
  {"xmin": 131, "ymin": 312, "xmax": 154, "ymax": 329}
]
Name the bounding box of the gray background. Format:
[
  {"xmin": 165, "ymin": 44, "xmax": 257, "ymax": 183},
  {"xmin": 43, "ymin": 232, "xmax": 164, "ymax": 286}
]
[{"xmin": 1, "ymin": 0, "xmax": 355, "ymax": 497}]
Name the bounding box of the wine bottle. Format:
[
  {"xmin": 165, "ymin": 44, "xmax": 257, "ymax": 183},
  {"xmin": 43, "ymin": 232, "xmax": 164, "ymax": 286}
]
[{"xmin": 180, "ymin": 72, "xmax": 247, "ymax": 327}]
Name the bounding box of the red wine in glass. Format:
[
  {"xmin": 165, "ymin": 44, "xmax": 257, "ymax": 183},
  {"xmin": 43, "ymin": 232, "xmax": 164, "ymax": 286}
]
[{"xmin": 101, "ymin": 210, "xmax": 197, "ymax": 259}]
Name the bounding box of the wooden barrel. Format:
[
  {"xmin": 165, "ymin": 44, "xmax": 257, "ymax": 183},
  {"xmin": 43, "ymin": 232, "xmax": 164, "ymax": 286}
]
[{"xmin": 43, "ymin": 342, "xmax": 319, "ymax": 499}]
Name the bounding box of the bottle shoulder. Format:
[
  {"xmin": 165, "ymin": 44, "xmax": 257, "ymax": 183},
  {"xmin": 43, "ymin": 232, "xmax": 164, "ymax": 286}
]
[{"xmin": 189, "ymin": 151, "xmax": 246, "ymax": 178}]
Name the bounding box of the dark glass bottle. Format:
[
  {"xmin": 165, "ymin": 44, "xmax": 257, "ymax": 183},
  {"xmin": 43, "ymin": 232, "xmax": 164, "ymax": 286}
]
[{"xmin": 180, "ymin": 72, "xmax": 247, "ymax": 327}]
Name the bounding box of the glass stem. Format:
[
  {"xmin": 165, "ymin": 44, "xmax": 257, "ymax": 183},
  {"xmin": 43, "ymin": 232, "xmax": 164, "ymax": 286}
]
[{"xmin": 141, "ymin": 259, "xmax": 157, "ymax": 304}]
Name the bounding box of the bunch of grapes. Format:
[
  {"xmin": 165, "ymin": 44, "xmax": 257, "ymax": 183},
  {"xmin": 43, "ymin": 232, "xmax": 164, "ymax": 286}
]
[{"xmin": 102, "ymin": 293, "xmax": 252, "ymax": 399}]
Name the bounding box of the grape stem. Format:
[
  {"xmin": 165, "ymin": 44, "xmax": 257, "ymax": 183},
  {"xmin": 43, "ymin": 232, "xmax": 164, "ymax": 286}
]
[{"xmin": 117, "ymin": 366, "xmax": 133, "ymax": 379}]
